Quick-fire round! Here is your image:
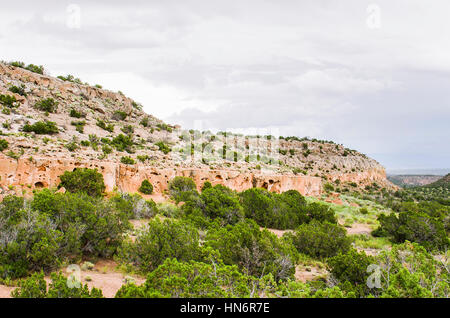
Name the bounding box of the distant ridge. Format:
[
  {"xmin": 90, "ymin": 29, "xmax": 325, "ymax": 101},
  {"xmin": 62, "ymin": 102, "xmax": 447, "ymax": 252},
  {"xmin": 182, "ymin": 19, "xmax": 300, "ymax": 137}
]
[
  {"xmin": 424, "ymin": 174, "xmax": 450, "ymax": 189},
  {"xmin": 387, "ymin": 168, "xmax": 449, "ymax": 176},
  {"xmin": 387, "ymin": 175, "xmax": 443, "ymax": 188}
]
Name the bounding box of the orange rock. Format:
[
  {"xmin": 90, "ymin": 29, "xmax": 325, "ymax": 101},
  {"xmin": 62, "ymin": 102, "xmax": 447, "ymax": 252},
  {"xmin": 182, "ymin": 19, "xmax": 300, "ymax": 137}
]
[
  {"xmin": 0, "ymin": 155, "xmax": 323, "ymax": 198},
  {"xmin": 55, "ymin": 187, "xmax": 66, "ymax": 194}
]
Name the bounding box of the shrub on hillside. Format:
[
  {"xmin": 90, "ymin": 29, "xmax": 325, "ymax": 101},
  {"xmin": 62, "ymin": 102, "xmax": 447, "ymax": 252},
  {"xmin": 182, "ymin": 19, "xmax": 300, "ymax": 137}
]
[
  {"xmin": 323, "ymin": 183, "xmax": 334, "ymax": 192},
  {"xmin": 138, "ymin": 180, "xmax": 153, "ymax": 195},
  {"xmin": 115, "ymin": 258, "xmax": 261, "ymax": 298},
  {"xmin": 9, "ymin": 61, "xmax": 44, "ymax": 74},
  {"xmin": 58, "ymin": 168, "xmax": 106, "ymax": 197},
  {"xmin": 240, "ymin": 188, "xmax": 279, "ymax": 227},
  {"xmin": 12, "ymin": 272, "xmax": 103, "ymax": 298},
  {"xmin": 303, "ymin": 202, "xmax": 337, "ymax": 224},
  {"xmin": 110, "ymin": 193, "xmax": 157, "ymax": 219},
  {"xmin": 201, "ymin": 181, "xmax": 212, "ymax": 191},
  {"xmin": 182, "ymin": 184, "xmax": 244, "ymax": 226},
  {"xmin": 57, "ymin": 74, "xmax": 83, "ymax": 84},
  {"xmin": 31, "ymin": 189, "xmax": 131, "ymax": 258},
  {"xmin": 168, "ymin": 176, "xmax": 198, "ymax": 203},
  {"xmin": 96, "ymin": 119, "xmax": 114, "ymax": 132},
  {"xmin": 0, "ymin": 138, "xmax": 8, "ymax": 151},
  {"xmin": 69, "ymin": 108, "xmax": 83, "ymax": 118},
  {"xmin": 239, "ymin": 188, "xmax": 335, "ymax": 229},
  {"xmin": 289, "ymin": 220, "xmax": 351, "ymax": 258},
  {"xmin": 139, "ymin": 117, "xmax": 149, "ymax": 127},
  {"xmin": 0, "ymin": 94, "xmax": 19, "ymax": 108},
  {"xmin": 118, "ymin": 218, "xmax": 201, "ymax": 272},
  {"xmin": 35, "ymin": 98, "xmax": 58, "ymax": 113},
  {"xmin": 65, "ymin": 140, "xmax": 79, "ymax": 152},
  {"xmin": 71, "ymin": 120, "xmax": 86, "ymax": 133},
  {"xmin": 112, "ymin": 110, "xmax": 127, "ymax": 121},
  {"xmin": 121, "ymin": 156, "xmax": 135, "ymax": 165},
  {"xmin": 121, "ymin": 124, "xmax": 134, "ymax": 135},
  {"xmin": 155, "ymin": 141, "xmax": 171, "ymax": 154},
  {"xmin": 8, "ymin": 85, "xmax": 27, "ymax": 96},
  {"xmin": 328, "ymin": 249, "xmax": 376, "ymax": 297},
  {"xmin": 205, "ymin": 219, "xmax": 298, "ymax": 280},
  {"xmin": 0, "ymin": 195, "xmax": 24, "ymax": 225},
  {"xmin": 195, "ymin": 185, "xmax": 244, "ymax": 225},
  {"xmin": 136, "ymin": 155, "xmax": 150, "ymax": 162},
  {"xmin": 376, "ymin": 242, "xmax": 449, "ymax": 298},
  {"xmin": 0, "ymin": 198, "xmax": 63, "ymax": 278},
  {"xmin": 373, "ymin": 211, "xmax": 449, "ymax": 251},
  {"xmin": 112, "ymin": 134, "xmax": 133, "ymax": 152},
  {"xmin": 23, "ymin": 121, "xmax": 59, "ymax": 134},
  {"xmin": 239, "ymin": 188, "xmax": 308, "ymax": 229}
]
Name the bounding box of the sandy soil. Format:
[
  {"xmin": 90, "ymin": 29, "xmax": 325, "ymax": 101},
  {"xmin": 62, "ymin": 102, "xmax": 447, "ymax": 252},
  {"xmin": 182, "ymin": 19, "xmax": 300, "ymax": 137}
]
[
  {"xmin": 295, "ymin": 265, "xmax": 328, "ymax": 283},
  {"xmin": 129, "ymin": 219, "xmax": 150, "ymax": 229},
  {"xmin": 0, "ymin": 260, "xmax": 145, "ymax": 299},
  {"xmin": 81, "ymin": 259, "xmax": 145, "ymax": 298},
  {"xmin": 0, "ymin": 285, "xmax": 15, "ymax": 298},
  {"xmin": 262, "ymin": 228, "xmax": 293, "ymax": 238},
  {"xmin": 346, "ymin": 223, "xmax": 373, "ymax": 235},
  {"xmin": 356, "ymin": 247, "xmax": 380, "ymax": 257}
]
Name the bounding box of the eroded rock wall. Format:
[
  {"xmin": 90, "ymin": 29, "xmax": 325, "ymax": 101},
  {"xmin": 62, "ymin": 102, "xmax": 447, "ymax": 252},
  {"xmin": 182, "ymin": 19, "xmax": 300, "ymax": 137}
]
[
  {"xmin": 0, "ymin": 155, "xmax": 323, "ymax": 199},
  {"xmin": 328, "ymin": 168, "xmax": 389, "ymax": 186}
]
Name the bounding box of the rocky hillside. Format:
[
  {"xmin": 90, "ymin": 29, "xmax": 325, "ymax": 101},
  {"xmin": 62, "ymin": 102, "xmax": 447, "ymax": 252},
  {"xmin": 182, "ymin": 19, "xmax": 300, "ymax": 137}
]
[
  {"xmin": 425, "ymin": 174, "xmax": 450, "ymax": 189},
  {"xmin": 387, "ymin": 175, "xmax": 443, "ymax": 188},
  {"xmin": 0, "ymin": 61, "xmax": 395, "ymax": 198}
]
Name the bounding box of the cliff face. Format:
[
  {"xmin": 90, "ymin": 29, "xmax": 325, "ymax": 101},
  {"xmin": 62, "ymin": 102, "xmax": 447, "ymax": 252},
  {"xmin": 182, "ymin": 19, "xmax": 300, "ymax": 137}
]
[
  {"xmin": 329, "ymin": 167, "xmax": 389, "ymax": 186},
  {"xmin": 0, "ymin": 61, "xmax": 396, "ymax": 198},
  {"xmin": 0, "ymin": 155, "xmax": 323, "ymax": 199}
]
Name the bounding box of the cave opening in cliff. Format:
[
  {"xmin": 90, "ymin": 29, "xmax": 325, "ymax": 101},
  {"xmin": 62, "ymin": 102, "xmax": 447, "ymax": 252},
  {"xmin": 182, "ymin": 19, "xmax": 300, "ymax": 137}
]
[{"xmin": 34, "ymin": 182, "xmax": 44, "ymax": 188}]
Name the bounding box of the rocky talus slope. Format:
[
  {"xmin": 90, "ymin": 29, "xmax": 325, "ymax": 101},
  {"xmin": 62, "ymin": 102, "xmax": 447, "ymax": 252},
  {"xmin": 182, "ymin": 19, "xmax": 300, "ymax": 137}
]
[{"xmin": 0, "ymin": 62, "xmax": 395, "ymax": 198}]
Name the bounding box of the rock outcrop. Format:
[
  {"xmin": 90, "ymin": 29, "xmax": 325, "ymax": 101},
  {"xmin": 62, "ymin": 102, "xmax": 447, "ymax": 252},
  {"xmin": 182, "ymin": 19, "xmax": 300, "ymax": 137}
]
[{"xmin": 0, "ymin": 155, "xmax": 322, "ymax": 199}]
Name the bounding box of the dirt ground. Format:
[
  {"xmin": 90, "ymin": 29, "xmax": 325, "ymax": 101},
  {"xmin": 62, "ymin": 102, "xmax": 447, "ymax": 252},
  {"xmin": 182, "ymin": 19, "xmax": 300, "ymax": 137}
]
[
  {"xmin": 295, "ymin": 265, "xmax": 328, "ymax": 283},
  {"xmin": 345, "ymin": 223, "xmax": 373, "ymax": 235},
  {"xmin": 0, "ymin": 259, "xmax": 145, "ymax": 298},
  {"xmin": 356, "ymin": 247, "xmax": 380, "ymax": 257},
  {"xmin": 81, "ymin": 259, "xmax": 145, "ymax": 298},
  {"xmin": 129, "ymin": 219, "xmax": 150, "ymax": 229},
  {"xmin": 263, "ymin": 228, "xmax": 293, "ymax": 238},
  {"xmin": 0, "ymin": 285, "xmax": 15, "ymax": 298}
]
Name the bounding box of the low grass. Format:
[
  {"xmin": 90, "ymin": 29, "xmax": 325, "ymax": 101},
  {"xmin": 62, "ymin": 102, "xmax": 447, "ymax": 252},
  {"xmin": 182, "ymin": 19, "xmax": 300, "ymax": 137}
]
[
  {"xmin": 350, "ymin": 234, "xmax": 391, "ymax": 250},
  {"xmin": 305, "ymin": 194, "xmax": 392, "ymax": 227}
]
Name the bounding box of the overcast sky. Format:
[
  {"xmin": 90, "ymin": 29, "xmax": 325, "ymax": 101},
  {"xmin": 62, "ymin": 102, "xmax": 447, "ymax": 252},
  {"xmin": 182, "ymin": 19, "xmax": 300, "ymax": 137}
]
[{"xmin": 0, "ymin": 1, "xmax": 449, "ymax": 171}]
